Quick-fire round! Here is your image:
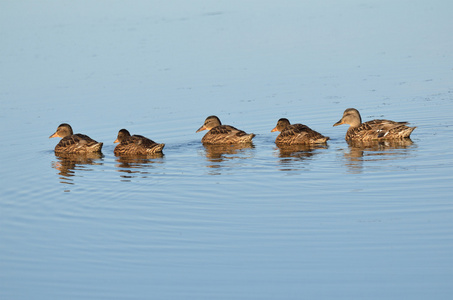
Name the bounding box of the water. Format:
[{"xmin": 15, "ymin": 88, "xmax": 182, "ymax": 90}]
[{"xmin": 1, "ymin": 1, "xmax": 452, "ymax": 299}]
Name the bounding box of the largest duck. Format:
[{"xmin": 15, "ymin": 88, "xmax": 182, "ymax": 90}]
[
  {"xmin": 196, "ymin": 115, "xmax": 255, "ymax": 144},
  {"xmin": 49, "ymin": 123, "xmax": 103, "ymax": 154},
  {"xmin": 333, "ymin": 108, "xmax": 416, "ymax": 141}
]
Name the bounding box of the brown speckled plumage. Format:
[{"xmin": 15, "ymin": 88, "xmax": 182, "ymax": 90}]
[
  {"xmin": 49, "ymin": 123, "xmax": 103, "ymax": 154},
  {"xmin": 196, "ymin": 116, "xmax": 255, "ymax": 144},
  {"xmin": 333, "ymin": 108, "xmax": 416, "ymax": 141},
  {"xmin": 114, "ymin": 129, "xmax": 165, "ymax": 155},
  {"xmin": 271, "ymin": 118, "xmax": 329, "ymax": 145}
]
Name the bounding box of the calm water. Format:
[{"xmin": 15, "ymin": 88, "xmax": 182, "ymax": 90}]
[{"xmin": 1, "ymin": 1, "xmax": 452, "ymax": 299}]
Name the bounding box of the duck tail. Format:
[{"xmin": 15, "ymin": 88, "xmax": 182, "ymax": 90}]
[
  {"xmin": 245, "ymin": 133, "xmax": 255, "ymax": 142},
  {"xmin": 156, "ymin": 143, "xmax": 165, "ymax": 152},
  {"xmin": 89, "ymin": 142, "xmax": 103, "ymax": 152},
  {"xmin": 404, "ymin": 126, "xmax": 416, "ymax": 138},
  {"xmin": 321, "ymin": 136, "xmax": 330, "ymax": 143},
  {"xmin": 148, "ymin": 143, "xmax": 165, "ymax": 154}
]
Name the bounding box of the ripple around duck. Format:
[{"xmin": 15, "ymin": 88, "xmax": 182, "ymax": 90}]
[{"xmin": 3, "ymin": 108, "xmax": 453, "ymax": 299}]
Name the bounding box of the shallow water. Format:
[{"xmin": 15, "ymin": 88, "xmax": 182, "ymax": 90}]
[{"xmin": 1, "ymin": 1, "xmax": 452, "ymax": 299}]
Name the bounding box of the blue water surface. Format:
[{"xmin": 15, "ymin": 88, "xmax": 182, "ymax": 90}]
[{"xmin": 1, "ymin": 1, "xmax": 452, "ymax": 299}]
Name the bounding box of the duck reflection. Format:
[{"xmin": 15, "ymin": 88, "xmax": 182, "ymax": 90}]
[
  {"xmin": 343, "ymin": 138, "xmax": 415, "ymax": 173},
  {"xmin": 51, "ymin": 152, "xmax": 103, "ymax": 185},
  {"xmin": 115, "ymin": 153, "xmax": 164, "ymax": 181},
  {"xmin": 201, "ymin": 143, "xmax": 255, "ymax": 174},
  {"xmin": 276, "ymin": 144, "xmax": 328, "ymax": 171}
]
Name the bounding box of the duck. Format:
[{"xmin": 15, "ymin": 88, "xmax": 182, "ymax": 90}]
[
  {"xmin": 196, "ymin": 115, "xmax": 255, "ymax": 144},
  {"xmin": 333, "ymin": 108, "xmax": 416, "ymax": 141},
  {"xmin": 114, "ymin": 129, "xmax": 165, "ymax": 155},
  {"xmin": 49, "ymin": 123, "xmax": 103, "ymax": 154},
  {"xmin": 271, "ymin": 118, "xmax": 330, "ymax": 145}
]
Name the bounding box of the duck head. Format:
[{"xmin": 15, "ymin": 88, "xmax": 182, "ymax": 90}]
[
  {"xmin": 196, "ymin": 115, "xmax": 222, "ymax": 132},
  {"xmin": 114, "ymin": 129, "xmax": 131, "ymax": 143},
  {"xmin": 271, "ymin": 118, "xmax": 291, "ymax": 132},
  {"xmin": 49, "ymin": 123, "xmax": 73, "ymax": 138},
  {"xmin": 333, "ymin": 108, "xmax": 362, "ymax": 128}
]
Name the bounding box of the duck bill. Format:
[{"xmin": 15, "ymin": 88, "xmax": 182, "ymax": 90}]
[
  {"xmin": 114, "ymin": 138, "xmax": 119, "ymax": 143},
  {"xmin": 333, "ymin": 120, "xmax": 344, "ymax": 127},
  {"xmin": 271, "ymin": 127, "xmax": 279, "ymax": 132},
  {"xmin": 196, "ymin": 125, "xmax": 207, "ymax": 133},
  {"xmin": 49, "ymin": 132, "xmax": 59, "ymax": 138}
]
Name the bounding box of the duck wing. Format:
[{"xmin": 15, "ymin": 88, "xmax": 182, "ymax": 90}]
[
  {"xmin": 280, "ymin": 124, "xmax": 311, "ymax": 136},
  {"xmin": 203, "ymin": 125, "xmax": 254, "ymax": 144},
  {"xmin": 131, "ymin": 135, "xmax": 159, "ymax": 147},
  {"xmin": 56, "ymin": 134, "xmax": 102, "ymax": 153},
  {"xmin": 209, "ymin": 125, "xmax": 251, "ymax": 137},
  {"xmin": 349, "ymin": 120, "xmax": 414, "ymax": 140},
  {"xmin": 61, "ymin": 134, "xmax": 99, "ymax": 147},
  {"xmin": 115, "ymin": 134, "xmax": 164, "ymax": 155},
  {"xmin": 277, "ymin": 124, "xmax": 329, "ymax": 145}
]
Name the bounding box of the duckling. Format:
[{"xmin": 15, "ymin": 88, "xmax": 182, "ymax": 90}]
[
  {"xmin": 271, "ymin": 118, "xmax": 329, "ymax": 145},
  {"xmin": 114, "ymin": 129, "xmax": 165, "ymax": 155},
  {"xmin": 49, "ymin": 123, "xmax": 103, "ymax": 154},
  {"xmin": 196, "ymin": 115, "xmax": 255, "ymax": 144},
  {"xmin": 333, "ymin": 108, "xmax": 416, "ymax": 141}
]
